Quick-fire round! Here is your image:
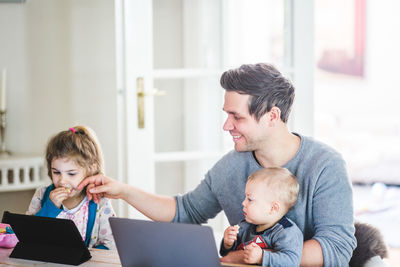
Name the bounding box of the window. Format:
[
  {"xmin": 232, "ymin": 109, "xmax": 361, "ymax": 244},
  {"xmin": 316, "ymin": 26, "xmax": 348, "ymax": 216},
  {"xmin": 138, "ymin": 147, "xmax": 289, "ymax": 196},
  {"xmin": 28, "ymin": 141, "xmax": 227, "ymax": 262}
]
[{"xmin": 315, "ymin": 0, "xmax": 400, "ymax": 248}]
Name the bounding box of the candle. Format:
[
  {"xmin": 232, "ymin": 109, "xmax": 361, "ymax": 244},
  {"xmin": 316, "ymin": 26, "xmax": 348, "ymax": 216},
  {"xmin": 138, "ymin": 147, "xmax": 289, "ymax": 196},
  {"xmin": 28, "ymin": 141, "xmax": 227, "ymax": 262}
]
[{"xmin": 1, "ymin": 69, "xmax": 6, "ymax": 111}]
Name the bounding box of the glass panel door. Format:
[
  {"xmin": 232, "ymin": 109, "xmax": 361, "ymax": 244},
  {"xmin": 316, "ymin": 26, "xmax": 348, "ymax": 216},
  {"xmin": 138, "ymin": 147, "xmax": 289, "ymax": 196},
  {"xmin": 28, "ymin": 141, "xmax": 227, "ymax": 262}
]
[{"xmin": 117, "ymin": 0, "xmax": 315, "ymax": 234}]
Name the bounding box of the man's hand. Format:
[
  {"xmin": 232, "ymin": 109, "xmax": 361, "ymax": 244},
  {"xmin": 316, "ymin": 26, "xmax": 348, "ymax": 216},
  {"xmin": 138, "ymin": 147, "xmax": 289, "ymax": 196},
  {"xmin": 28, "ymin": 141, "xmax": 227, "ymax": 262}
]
[
  {"xmin": 77, "ymin": 174, "xmax": 124, "ymax": 203},
  {"xmin": 223, "ymin": 225, "xmax": 240, "ymax": 249},
  {"xmin": 49, "ymin": 187, "xmax": 70, "ymax": 208},
  {"xmin": 220, "ymin": 250, "xmax": 246, "ymax": 264},
  {"xmin": 243, "ymin": 242, "xmax": 263, "ymax": 265}
]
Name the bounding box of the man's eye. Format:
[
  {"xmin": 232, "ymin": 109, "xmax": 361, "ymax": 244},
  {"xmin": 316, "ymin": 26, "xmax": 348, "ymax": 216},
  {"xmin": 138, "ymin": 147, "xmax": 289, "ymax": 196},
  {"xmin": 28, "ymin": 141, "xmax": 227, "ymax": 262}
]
[
  {"xmin": 52, "ymin": 171, "xmax": 60, "ymax": 175},
  {"xmin": 68, "ymin": 173, "xmax": 76, "ymax": 176}
]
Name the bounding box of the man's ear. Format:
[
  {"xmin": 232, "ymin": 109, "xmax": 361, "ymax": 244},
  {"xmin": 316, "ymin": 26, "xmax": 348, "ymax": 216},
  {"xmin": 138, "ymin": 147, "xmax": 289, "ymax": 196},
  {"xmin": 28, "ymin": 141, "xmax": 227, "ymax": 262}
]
[
  {"xmin": 270, "ymin": 201, "xmax": 280, "ymax": 214},
  {"xmin": 267, "ymin": 107, "xmax": 281, "ymax": 127}
]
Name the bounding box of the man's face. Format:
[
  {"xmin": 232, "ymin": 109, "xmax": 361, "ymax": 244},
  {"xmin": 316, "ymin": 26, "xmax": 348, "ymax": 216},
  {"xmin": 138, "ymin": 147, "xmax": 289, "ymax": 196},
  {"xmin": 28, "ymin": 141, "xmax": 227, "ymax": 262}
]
[{"xmin": 223, "ymin": 91, "xmax": 269, "ymax": 152}]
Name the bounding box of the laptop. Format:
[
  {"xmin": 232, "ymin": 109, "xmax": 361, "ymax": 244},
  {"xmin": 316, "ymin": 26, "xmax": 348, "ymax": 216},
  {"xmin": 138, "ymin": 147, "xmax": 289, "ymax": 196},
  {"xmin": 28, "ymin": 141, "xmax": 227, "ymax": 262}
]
[
  {"xmin": 109, "ymin": 217, "xmax": 226, "ymax": 267},
  {"xmin": 1, "ymin": 211, "xmax": 91, "ymax": 266}
]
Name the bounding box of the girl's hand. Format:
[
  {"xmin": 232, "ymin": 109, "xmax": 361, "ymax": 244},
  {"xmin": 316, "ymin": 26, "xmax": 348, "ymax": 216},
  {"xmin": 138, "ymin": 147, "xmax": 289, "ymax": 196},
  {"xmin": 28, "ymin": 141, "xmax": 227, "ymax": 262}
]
[
  {"xmin": 223, "ymin": 225, "xmax": 240, "ymax": 249},
  {"xmin": 243, "ymin": 242, "xmax": 263, "ymax": 264},
  {"xmin": 49, "ymin": 187, "xmax": 70, "ymax": 208}
]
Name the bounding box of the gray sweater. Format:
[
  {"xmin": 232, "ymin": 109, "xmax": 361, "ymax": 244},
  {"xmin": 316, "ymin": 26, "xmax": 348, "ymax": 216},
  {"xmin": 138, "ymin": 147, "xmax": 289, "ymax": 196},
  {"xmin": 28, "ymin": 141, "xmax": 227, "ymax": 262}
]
[
  {"xmin": 173, "ymin": 134, "xmax": 357, "ymax": 267},
  {"xmin": 220, "ymin": 217, "xmax": 303, "ymax": 267}
]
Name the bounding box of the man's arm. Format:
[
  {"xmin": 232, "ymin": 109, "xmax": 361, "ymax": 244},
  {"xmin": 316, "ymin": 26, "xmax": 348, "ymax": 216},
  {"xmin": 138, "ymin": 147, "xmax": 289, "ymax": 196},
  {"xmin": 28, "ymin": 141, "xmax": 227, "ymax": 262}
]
[
  {"xmin": 309, "ymin": 157, "xmax": 357, "ymax": 266},
  {"xmin": 301, "ymin": 239, "xmax": 323, "ymax": 267},
  {"xmin": 121, "ymin": 184, "xmax": 176, "ymax": 222},
  {"xmin": 78, "ymin": 175, "xmax": 176, "ymax": 222},
  {"xmin": 220, "ymin": 250, "xmax": 247, "ymax": 264}
]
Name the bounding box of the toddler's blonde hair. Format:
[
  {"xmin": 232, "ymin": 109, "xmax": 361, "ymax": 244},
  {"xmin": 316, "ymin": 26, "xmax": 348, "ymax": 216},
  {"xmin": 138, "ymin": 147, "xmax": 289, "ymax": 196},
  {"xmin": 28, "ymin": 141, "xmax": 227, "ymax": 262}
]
[{"xmin": 248, "ymin": 167, "xmax": 299, "ymax": 213}]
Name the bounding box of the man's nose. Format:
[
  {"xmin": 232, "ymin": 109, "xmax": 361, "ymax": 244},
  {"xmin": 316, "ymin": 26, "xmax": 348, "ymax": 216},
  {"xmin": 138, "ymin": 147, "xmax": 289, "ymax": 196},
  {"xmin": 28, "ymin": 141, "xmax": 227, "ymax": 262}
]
[{"xmin": 223, "ymin": 117, "xmax": 233, "ymax": 131}]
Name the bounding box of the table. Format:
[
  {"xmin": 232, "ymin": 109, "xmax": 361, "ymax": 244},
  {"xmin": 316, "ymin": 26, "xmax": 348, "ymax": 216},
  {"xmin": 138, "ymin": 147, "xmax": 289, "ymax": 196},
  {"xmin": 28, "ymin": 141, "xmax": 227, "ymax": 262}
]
[
  {"xmin": 0, "ymin": 247, "xmax": 258, "ymax": 267},
  {"xmin": 3, "ymin": 246, "xmax": 397, "ymax": 267},
  {"xmin": 0, "ymin": 248, "xmax": 121, "ymax": 266}
]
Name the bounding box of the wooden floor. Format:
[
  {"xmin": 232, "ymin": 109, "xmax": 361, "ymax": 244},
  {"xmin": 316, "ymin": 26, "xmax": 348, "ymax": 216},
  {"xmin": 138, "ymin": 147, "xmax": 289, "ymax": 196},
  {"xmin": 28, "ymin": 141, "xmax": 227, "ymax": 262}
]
[{"xmin": 383, "ymin": 248, "xmax": 400, "ymax": 267}]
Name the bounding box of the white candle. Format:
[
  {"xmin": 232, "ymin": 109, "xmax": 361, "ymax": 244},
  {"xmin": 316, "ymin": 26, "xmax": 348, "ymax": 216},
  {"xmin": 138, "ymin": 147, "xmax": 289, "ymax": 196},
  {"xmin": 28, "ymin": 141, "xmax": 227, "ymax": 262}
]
[{"xmin": 1, "ymin": 69, "xmax": 6, "ymax": 111}]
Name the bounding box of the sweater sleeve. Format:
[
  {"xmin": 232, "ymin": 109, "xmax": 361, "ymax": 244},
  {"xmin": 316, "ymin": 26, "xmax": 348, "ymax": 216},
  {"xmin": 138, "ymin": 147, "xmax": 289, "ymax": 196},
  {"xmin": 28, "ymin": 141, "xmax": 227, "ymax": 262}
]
[
  {"xmin": 91, "ymin": 198, "xmax": 116, "ymax": 250},
  {"xmin": 26, "ymin": 186, "xmax": 47, "ymax": 215},
  {"xmin": 311, "ymin": 158, "xmax": 357, "ymax": 267},
  {"xmin": 262, "ymin": 224, "xmax": 303, "ymax": 267},
  {"xmin": 26, "ymin": 185, "xmax": 62, "ymax": 218},
  {"xmin": 219, "ymin": 238, "xmax": 234, "ymax": 256}
]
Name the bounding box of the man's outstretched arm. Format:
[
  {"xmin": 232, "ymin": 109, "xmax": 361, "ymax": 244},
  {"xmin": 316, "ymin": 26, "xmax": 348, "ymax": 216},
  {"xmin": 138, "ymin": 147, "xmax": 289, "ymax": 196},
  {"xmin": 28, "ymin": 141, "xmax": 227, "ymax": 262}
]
[{"xmin": 78, "ymin": 174, "xmax": 176, "ymax": 222}]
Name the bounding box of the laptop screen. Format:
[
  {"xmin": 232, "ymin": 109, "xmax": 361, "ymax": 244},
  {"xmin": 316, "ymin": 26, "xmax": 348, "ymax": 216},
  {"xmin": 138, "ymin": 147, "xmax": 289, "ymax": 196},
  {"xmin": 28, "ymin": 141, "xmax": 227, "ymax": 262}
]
[{"xmin": 109, "ymin": 217, "xmax": 223, "ymax": 267}]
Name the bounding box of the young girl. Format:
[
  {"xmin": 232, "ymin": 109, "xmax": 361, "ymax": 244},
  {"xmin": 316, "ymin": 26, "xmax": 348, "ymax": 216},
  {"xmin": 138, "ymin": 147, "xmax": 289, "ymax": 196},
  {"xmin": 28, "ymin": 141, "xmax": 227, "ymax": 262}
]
[{"xmin": 26, "ymin": 126, "xmax": 116, "ymax": 250}]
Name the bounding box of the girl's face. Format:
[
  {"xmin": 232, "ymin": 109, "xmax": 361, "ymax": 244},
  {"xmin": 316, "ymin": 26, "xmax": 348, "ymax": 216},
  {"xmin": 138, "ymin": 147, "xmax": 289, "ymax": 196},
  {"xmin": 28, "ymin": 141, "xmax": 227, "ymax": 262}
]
[{"xmin": 51, "ymin": 157, "xmax": 86, "ymax": 197}]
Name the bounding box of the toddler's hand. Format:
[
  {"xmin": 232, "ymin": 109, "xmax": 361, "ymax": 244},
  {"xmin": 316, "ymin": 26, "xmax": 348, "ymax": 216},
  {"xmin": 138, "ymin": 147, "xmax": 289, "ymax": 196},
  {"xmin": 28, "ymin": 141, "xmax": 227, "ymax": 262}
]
[
  {"xmin": 223, "ymin": 225, "xmax": 240, "ymax": 249},
  {"xmin": 49, "ymin": 187, "xmax": 70, "ymax": 208},
  {"xmin": 244, "ymin": 242, "xmax": 263, "ymax": 264}
]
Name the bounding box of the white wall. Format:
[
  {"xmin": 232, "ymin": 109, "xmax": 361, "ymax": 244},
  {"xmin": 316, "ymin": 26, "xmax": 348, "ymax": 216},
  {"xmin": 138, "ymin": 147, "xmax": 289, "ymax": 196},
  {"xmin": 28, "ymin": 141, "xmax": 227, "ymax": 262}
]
[{"xmin": 0, "ymin": 0, "xmax": 119, "ymax": 215}]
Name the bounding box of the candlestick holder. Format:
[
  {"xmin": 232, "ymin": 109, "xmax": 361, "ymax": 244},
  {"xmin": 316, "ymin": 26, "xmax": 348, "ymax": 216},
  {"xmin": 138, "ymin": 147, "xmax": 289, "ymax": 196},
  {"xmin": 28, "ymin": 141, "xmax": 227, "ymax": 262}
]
[{"xmin": 0, "ymin": 109, "xmax": 11, "ymax": 157}]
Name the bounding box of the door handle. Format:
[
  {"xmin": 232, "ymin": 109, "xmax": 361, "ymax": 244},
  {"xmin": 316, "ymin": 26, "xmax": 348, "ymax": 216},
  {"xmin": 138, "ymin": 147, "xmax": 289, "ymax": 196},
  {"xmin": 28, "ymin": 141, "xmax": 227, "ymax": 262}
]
[
  {"xmin": 136, "ymin": 77, "xmax": 166, "ymax": 129},
  {"xmin": 137, "ymin": 77, "xmax": 145, "ymax": 128}
]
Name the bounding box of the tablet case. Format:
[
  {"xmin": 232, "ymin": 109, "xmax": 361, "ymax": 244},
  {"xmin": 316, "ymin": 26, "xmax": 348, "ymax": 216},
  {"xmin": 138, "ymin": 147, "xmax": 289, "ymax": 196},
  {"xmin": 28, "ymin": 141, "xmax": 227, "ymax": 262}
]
[{"xmin": 1, "ymin": 211, "xmax": 91, "ymax": 265}]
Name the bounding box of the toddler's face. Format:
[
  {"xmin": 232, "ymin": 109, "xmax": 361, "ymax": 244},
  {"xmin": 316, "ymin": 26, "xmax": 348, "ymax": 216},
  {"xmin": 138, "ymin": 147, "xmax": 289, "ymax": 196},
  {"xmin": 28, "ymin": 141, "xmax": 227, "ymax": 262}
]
[
  {"xmin": 242, "ymin": 180, "xmax": 275, "ymax": 225},
  {"xmin": 51, "ymin": 157, "xmax": 86, "ymax": 198}
]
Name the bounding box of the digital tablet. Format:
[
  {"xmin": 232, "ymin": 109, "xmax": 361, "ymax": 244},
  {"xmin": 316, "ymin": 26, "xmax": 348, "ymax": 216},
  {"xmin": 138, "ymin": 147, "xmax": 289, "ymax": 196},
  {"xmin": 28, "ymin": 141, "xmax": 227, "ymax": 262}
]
[{"xmin": 1, "ymin": 211, "xmax": 91, "ymax": 265}]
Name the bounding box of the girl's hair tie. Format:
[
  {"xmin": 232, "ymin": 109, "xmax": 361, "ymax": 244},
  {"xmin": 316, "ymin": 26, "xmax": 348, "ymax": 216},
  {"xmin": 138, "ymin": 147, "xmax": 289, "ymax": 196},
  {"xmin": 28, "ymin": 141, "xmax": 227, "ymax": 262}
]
[{"xmin": 69, "ymin": 127, "xmax": 76, "ymax": 133}]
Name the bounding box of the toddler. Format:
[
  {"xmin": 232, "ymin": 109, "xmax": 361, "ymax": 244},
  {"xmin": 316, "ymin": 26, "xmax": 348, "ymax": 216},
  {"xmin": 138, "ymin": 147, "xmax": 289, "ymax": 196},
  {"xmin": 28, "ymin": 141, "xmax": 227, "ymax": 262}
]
[
  {"xmin": 26, "ymin": 126, "xmax": 115, "ymax": 250},
  {"xmin": 220, "ymin": 167, "xmax": 303, "ymax": 267}
]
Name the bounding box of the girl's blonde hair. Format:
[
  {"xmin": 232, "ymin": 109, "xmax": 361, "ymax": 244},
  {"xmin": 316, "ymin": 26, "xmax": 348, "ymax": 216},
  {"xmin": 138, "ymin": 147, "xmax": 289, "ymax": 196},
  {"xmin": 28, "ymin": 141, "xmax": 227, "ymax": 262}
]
[{"xmin": 45, "ymin": 126, "xmax": 104, "ymax": 179}]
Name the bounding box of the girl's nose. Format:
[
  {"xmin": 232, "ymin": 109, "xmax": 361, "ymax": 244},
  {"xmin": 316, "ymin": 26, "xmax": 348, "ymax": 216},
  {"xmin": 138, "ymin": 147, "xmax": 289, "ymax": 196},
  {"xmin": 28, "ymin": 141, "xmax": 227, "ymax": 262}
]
[{"xmin": 60, "ymin": 173, "xmax": 69, "ymax": 183}]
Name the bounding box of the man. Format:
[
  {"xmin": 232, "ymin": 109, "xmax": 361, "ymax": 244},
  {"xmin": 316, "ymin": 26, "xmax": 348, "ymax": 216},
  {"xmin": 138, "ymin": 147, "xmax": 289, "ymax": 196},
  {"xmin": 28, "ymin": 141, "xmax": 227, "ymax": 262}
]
[{"xmin": 79, "ymin": 63, "xmax": 356, "ymax": 266}]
